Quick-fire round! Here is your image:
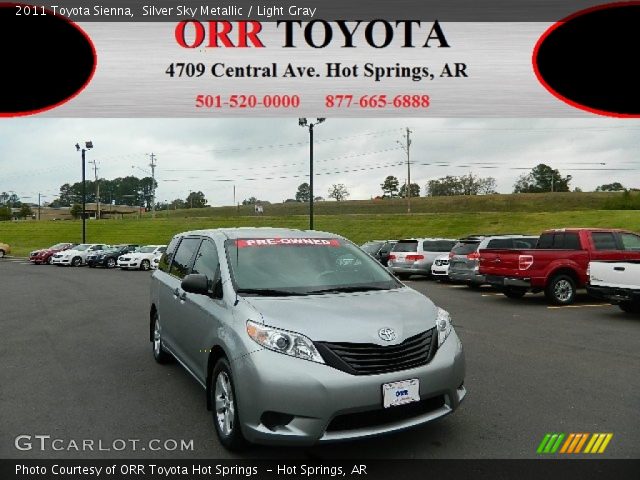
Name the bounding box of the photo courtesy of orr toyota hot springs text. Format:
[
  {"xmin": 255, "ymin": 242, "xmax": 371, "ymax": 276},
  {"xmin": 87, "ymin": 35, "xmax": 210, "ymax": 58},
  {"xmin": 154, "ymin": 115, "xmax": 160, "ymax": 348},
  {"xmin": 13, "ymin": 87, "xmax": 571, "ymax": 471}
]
[{"xmin": 1, "ymin": 1, "xmax": 639, "ymax": 480}]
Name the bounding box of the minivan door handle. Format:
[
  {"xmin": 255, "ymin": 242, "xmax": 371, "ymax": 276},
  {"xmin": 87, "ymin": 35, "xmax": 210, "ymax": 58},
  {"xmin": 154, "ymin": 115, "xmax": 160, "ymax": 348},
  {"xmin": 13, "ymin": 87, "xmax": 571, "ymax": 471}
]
[{"xmin": 614, "ymin": 266, "xmax": 625, "ymax": 271}]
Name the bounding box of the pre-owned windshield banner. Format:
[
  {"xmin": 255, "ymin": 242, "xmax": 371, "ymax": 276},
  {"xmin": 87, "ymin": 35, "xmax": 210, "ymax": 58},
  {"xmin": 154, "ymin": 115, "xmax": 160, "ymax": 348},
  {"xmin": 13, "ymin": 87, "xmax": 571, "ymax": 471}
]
[{"xmin": 3, "ymin": 0, "xmax": 639, "ymax": 118}]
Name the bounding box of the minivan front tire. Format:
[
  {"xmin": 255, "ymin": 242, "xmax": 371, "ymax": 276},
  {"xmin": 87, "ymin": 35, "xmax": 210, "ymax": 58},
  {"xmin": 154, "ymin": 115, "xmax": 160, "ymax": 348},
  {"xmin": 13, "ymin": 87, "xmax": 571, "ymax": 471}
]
[
  {"xmin": 152, "ymin": 313, "xmax": 172, "ymax": 364},
  {"xmin": 211, "ymin": 358, "xmax": 247, "ymax": 451}
]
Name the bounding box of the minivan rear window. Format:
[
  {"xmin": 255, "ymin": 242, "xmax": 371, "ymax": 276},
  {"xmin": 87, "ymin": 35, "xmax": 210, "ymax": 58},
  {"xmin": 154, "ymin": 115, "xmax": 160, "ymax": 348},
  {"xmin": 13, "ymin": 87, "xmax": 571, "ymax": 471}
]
[
  {"xmin": 422, "ymin": 240, "xmax": 456, "ymax": 252},
  {"xmin": 392, "ymin": 241, "xmax": 418, "ymax": 252},
  {"xmin": 451, "ymin": 241, "xmax": 479, "ymax": 255}
]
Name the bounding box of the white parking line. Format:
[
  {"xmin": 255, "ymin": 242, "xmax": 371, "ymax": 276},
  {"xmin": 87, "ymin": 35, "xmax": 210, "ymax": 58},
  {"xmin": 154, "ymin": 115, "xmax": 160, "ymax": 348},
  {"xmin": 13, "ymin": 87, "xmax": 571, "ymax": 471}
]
[{"xmin": 547, "ymin": 303, "xmax": 612, "ymax": 309}]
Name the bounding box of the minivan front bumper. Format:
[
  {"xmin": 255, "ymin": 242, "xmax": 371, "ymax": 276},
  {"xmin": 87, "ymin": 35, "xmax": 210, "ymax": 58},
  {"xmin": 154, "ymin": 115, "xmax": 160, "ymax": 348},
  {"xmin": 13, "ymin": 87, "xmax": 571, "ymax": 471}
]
[{"xmin": 231, "ymin": 329, "xmax": 465, "ymax": 446}]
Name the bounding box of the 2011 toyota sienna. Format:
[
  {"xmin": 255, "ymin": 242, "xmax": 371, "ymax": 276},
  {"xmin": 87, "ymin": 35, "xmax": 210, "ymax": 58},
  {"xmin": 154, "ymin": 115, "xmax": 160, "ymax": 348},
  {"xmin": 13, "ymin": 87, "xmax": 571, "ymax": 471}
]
[{"xmin": 150, "ymin": 228, "xmax": 466, "ymax": 449}]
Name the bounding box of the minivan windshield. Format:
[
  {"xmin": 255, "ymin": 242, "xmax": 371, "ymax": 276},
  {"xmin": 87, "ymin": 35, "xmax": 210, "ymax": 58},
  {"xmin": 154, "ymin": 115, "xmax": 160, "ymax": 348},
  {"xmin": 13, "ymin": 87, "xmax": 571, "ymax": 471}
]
[{"xmin": 226, "ymin": 238, "xmax": 400, "ymax": 295}]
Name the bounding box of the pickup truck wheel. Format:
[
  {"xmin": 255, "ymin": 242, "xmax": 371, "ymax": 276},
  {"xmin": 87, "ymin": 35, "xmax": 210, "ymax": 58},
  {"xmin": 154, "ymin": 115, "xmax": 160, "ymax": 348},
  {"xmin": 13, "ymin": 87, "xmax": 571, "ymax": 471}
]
[
  {"xmin": 152, "ymin": 312, "xmax": 172, "ymax": 364},
  {"xmin": 545, "ymin": 274, "xmax": 576, "ymax": 305},
  {"xmin": 503, "ymin": 287, "xmax": 527, "ymax": 299},
  {"xmin": 619, "ymin": 301, "xmax": 640, "ymax": 314},
  {"xmin": 71, "ymin": 256, "xmax": 82, "ymax": 267}
]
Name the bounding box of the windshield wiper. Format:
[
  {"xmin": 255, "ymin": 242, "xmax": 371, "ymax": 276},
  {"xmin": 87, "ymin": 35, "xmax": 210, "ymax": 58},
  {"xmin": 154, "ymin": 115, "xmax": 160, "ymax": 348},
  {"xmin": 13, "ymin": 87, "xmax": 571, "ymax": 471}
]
[
  {"xmin": 307, "ymin": 286, "xmax": 390, "ymax": 294},
  {"xmin": 236, "ymin": 288, "xmax": 306, "ymax": 297}
]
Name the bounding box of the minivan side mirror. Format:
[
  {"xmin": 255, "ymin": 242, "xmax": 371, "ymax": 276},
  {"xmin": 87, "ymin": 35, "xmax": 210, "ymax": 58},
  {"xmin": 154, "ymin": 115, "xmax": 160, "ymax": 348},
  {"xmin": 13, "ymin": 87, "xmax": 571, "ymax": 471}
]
[{"xmin": 181, "ymin": 274, "xmax": 209, "ymax": 295}]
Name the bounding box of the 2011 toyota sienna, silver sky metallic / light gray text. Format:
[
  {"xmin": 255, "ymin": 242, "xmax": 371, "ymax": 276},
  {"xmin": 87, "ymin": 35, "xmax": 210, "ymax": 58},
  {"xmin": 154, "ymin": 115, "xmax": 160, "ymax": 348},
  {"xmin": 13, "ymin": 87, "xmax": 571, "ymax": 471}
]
[{"xmin": 150, "ymin": 228, "xmax": 466, "ymax": 449}]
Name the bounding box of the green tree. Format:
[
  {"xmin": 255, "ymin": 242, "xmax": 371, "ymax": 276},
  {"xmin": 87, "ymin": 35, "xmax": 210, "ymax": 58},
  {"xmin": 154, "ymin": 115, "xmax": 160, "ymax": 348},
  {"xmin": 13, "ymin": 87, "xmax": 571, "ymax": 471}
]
[
  {"xmin": 426, "ymin": 175, "xmax": 463, "ymax": 196},
  {"xmin": 380, "ymin": 176, "xmax": 400, "ymax": 197},
  {"xmin": 70, "ymin": 203, "xmax": 83, "ymax": 219},
  {"xmin": 295, "ymin": 183, "xmax": 311, "ymax": 202},
  {"xmin": 18, "ymin": 204, "xmax": 33, "ymax": 219},
  {"xmin": 513, "ymin": 164, "xmax": 571, "ymax": 193},
  {"xmin": 399, "ymin": 183, "xmax": 421, "ymax": 198},
  {"xmin": 328, "ymin": 184, "xmax": 350, "ymax": 201},
  {"xmin": 185, "ymin": 191, "xmax": 208, "ymax": 208},
  {"xmin": 0, "ymin": 205, "xmax": 11, "ymax": 221},
  {"xmin": 596, "ymin": 182, "xmax": 625, "ymax": 192}
]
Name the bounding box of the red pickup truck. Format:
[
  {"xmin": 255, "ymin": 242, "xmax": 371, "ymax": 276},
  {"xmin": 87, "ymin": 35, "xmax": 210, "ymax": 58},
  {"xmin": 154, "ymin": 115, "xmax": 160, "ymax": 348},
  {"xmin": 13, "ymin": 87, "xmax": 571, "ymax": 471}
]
[{"xmin": 479, "ymin": 228, "xmax": 640, "ymax": 305}]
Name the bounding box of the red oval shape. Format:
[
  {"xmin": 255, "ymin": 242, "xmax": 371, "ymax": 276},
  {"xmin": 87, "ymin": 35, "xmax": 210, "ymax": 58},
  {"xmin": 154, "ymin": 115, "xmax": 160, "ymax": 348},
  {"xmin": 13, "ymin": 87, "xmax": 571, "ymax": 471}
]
[
  {"xmin": 533, "ymin": 1, "xmax": 640, "ymax": 118},
  {"xmin": 0, "ymin": 3, "xmax": 97, "ymax": 117}
]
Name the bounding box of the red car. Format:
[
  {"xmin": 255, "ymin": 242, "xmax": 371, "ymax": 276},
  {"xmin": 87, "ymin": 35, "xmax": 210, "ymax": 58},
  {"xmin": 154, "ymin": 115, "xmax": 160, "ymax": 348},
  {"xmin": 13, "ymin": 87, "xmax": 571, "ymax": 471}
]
[
  {"xmin": 479, "ymin": 228, "xmax": 640, "ymax": 305},
  {"xmin": 29, "ymin": 243, "xmax": 76, "ymax": 265}
]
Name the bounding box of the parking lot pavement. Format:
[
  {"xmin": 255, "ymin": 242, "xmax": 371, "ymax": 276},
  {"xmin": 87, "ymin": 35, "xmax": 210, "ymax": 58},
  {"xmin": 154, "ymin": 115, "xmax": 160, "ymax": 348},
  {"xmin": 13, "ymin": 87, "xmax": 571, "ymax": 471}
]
[{"xmin": 1, "ymin": 261, "xmax": 638, "ymax": 459}]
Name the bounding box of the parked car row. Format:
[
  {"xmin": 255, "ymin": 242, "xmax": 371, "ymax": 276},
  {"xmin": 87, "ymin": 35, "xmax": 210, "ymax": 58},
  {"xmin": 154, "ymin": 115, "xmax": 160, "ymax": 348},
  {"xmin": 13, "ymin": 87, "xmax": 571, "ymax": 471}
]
[
  {"xmin": 362, "ymin": 228, "xmax": 640, "ymax": 308},
  {"xmin": 28, "ymin": 243, "xmax": 167, "ymax": 271}
]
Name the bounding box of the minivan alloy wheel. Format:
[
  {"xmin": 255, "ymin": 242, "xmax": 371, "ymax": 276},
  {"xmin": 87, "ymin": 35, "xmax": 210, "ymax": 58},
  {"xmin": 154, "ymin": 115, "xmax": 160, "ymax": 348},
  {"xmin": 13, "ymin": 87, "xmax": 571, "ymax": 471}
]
[{"xmin": 214, "ymin": 372, "xmax": 235, "ymax": 437}]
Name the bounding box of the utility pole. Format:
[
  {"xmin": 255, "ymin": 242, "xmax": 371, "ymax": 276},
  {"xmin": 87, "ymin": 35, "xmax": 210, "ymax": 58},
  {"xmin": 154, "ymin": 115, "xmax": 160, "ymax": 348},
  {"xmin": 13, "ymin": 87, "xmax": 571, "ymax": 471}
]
[
  {"xmin": 89, "ymin": 159, "xmax": 100, "ymax": 219},
  {"xmin": 38, "ymin": 193, "xmax": 41, "ymax": 220},
  {"xmin": 148, "ymin": 153, "xmax": 157, "ymax": 218},
  {"xmin": 398, "ymin": 128, "xmax": 412, "ymax": 213}
]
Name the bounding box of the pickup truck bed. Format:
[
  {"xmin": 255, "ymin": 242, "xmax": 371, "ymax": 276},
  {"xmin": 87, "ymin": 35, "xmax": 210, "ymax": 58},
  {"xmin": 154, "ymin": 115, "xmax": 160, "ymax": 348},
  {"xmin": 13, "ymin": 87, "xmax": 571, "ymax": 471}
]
[{"xmin": 587, "ymin": 260, "xmax": 640, "ymax": 313}]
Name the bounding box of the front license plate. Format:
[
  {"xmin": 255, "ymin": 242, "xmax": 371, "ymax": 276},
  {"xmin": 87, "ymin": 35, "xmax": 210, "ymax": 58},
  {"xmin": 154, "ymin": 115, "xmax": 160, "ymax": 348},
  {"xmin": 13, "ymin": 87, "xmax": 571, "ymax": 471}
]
[{"xmin": 382, "ymin": 379, "xmax": 420, "ymax": 408}]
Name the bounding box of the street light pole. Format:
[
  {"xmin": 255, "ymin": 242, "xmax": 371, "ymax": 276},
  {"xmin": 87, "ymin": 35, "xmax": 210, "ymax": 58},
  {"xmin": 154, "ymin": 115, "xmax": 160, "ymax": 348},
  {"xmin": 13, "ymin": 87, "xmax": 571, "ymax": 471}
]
[
  {"xmin": 299, "ymin": 118, "xmax": 325, "ymax": 230},
  {"xmin": 76, "ymin": 141, "xmax": 93, "ymax": 243}
]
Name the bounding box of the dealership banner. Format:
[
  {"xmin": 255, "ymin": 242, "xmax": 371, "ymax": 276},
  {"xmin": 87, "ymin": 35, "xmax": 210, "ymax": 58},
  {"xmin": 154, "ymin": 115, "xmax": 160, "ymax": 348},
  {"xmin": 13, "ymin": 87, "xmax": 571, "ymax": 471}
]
[
  {"xmin": 3, "ymin": 459, "xmax": 640, "ymax": 480},
  {"xmin": 2, "ymin": 0, "xmax": 639, "ymax": 117}
]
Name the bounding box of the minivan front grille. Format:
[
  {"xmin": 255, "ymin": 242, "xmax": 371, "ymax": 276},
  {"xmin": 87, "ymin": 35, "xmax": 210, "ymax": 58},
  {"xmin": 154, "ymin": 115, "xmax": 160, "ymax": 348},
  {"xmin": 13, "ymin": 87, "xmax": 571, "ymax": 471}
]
[{"xmin": 315, "ymin": 329, "xmax": 437, "ymax": 376}]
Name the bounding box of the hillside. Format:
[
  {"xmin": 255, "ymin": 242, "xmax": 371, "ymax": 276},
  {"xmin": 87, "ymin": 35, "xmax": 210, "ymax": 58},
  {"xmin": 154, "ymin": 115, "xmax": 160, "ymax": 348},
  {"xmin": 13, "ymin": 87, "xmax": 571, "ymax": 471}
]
[{"xmin": 152, "ymin": 192, "xmax": 623, "ymax": 218}]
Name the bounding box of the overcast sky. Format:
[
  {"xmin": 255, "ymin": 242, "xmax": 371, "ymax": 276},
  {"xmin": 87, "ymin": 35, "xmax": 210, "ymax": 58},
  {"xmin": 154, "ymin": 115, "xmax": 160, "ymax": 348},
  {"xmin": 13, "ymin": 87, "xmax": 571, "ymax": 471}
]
[{"xmin": 1, "ymin": 118, "xmax": 639, "ymax": 206}]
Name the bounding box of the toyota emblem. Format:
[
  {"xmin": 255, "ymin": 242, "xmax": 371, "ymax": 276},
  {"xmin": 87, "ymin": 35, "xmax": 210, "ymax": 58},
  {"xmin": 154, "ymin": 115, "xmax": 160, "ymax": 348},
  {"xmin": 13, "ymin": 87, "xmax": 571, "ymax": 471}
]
[{"xmin": 378, "ymin": 327, "xmax": 397, "ymax": 342}]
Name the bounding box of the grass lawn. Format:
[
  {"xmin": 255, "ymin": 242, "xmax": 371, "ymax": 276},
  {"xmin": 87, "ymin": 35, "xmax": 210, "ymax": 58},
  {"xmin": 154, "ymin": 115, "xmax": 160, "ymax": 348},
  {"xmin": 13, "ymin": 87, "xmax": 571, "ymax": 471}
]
[{"xmin": 2, "ymin": 210, "xmax": 639, "ymax": 257}]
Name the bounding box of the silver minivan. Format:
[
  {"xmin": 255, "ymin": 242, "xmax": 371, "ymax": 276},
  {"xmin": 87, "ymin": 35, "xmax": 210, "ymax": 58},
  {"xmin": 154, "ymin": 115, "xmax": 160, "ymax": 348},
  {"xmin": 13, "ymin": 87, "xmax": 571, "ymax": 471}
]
[
  {"xmin": 150, "ymin": 228, "xmax": 466, "ymax": 449},
  {"xmin": 388, "ymin": 238, "xmax": 458, "ymax": 280}
]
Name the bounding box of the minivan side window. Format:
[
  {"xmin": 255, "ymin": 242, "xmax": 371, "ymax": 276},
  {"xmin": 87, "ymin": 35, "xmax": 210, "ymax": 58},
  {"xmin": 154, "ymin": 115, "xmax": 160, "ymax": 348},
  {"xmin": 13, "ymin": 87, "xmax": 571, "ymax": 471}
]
[
  {"xmin": 592, "ymin": 232, "xmax": 618, "ymax": 251},
  {"xmin": 620, "ymin": 233, "xmax": 640, "ymax": 251},
  {"xmin": 158, "ymin": 236, "xmax": 180, "ymax": 273},
  {"xmin": 191, "ymin": 240, "xmax": 220, "ymax": 289},
  {"xmin": 169, "ymin": 238, "xmax": 201, "ymax": 279}
]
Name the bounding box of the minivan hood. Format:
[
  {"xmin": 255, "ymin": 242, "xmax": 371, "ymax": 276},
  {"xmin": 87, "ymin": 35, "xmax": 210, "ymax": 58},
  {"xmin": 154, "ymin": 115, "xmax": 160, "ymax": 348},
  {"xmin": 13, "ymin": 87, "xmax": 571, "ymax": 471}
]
[{"xmin": 243, "ymin": 287, "xmax": 439, "ymax": 345}]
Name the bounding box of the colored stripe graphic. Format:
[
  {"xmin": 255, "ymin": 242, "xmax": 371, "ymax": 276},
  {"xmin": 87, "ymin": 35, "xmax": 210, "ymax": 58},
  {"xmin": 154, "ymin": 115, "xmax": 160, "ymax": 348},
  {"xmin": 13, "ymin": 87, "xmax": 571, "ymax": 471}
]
[
  {"xmin": 537, "ymin": 433, "xmax": 565, "ymax": 453},
  {"xmin": 539, "ymin": 433, "xmax": 613, "ymax": 454},
  {"xmin": 584, "ymin": 433, "xmax": 613, "ymax": 453}
]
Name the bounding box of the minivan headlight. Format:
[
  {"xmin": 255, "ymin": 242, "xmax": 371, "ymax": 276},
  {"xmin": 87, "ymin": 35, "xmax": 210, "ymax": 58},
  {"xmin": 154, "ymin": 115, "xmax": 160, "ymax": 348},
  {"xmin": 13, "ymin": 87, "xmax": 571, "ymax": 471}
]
[
  {"xmin": 246, "ymin": 321, "xmax": 325, "ymax": 364},
  {"xmin": 436, "ymin": 308, "xmax": 452, "ymax": 346}
]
